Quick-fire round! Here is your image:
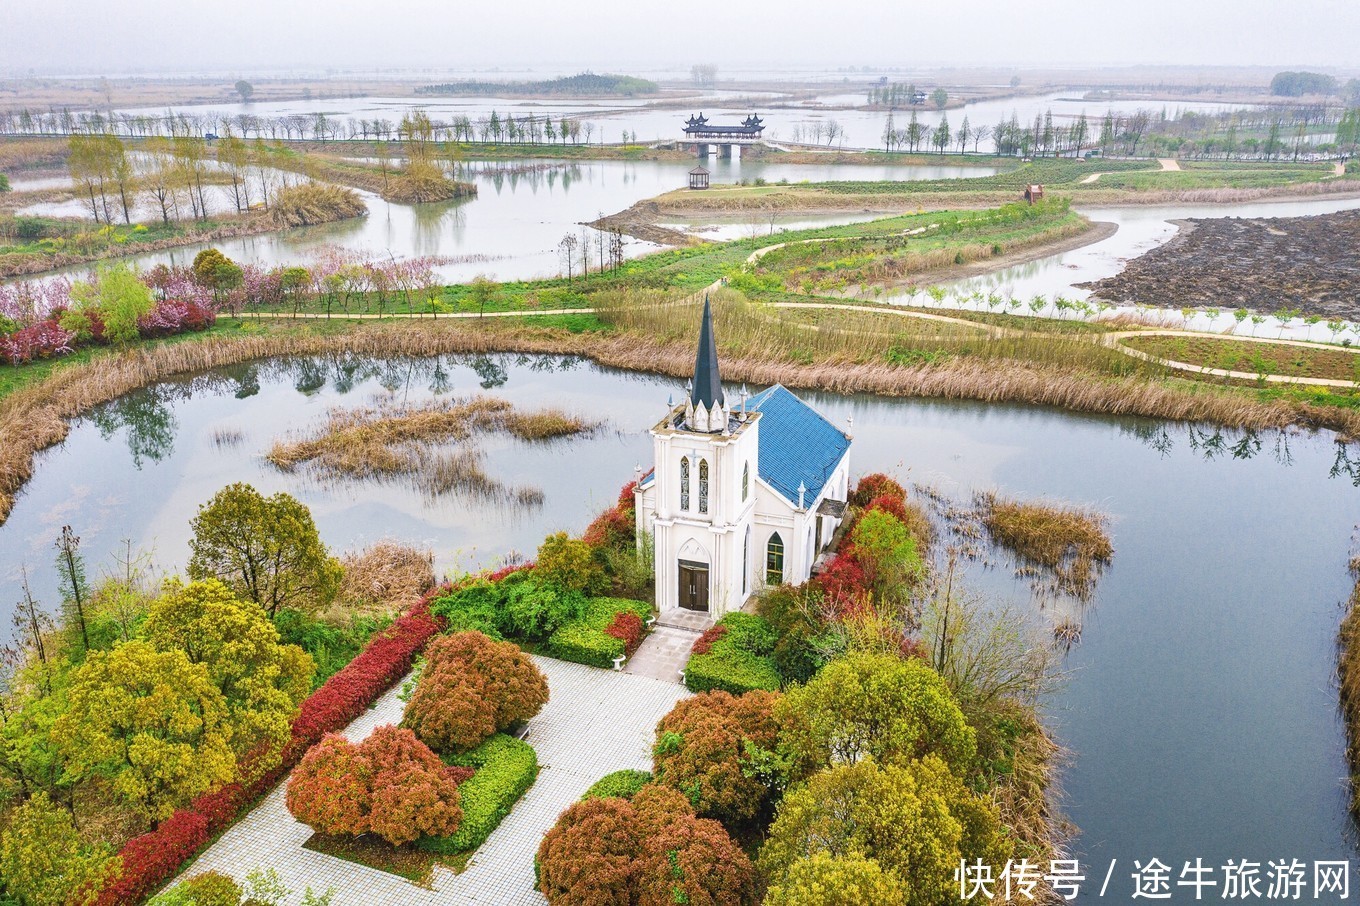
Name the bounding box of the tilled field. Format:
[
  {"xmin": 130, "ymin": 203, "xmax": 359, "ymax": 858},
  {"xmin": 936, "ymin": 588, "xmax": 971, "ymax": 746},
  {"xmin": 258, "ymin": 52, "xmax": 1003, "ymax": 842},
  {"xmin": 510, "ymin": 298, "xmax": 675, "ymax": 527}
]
[{"xmin": 1083, "ymin": 209, "xmax": 1360, "ymax": 318}]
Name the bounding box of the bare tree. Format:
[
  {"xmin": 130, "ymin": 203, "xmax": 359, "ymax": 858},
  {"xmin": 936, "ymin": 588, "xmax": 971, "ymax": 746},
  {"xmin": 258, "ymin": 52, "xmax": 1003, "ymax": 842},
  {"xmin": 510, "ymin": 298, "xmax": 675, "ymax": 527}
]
[{"xmin": 558, "ymin": 233, "xmax": 578, "ymax": 282}]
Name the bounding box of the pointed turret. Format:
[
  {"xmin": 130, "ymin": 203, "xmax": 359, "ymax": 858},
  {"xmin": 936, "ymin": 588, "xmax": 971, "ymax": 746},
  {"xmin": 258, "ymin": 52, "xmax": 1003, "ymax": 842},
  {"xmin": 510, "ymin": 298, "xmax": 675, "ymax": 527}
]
[
  {"xmin": 691, "ymin": 295, "xmax": 723, "ymax": 410},
  {"xmin": 683, "ymin": 296, "xmax": 727, "ymax": 434}
]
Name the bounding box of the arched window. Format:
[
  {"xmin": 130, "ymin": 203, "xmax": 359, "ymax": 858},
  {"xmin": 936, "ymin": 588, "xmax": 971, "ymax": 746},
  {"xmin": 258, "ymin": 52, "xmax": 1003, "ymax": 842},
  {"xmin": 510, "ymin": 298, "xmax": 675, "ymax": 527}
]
[
  {"xmin": 742, "ymin": 527, "xmax": 750, "ymax": 595},
  {"xmin": 680, "ymin": 457, "xmax": 690, "ymax": 511},
  {"xmin": 698, "ymin": 459, "xmax": 710, "ymax": 514},
  {"xmin": 766, "ymin": 533, "xmax": 784, "ymax": 586},
  {"xmin": 742, "ymin": 462, "xmax": 749, "ymax": 502}
]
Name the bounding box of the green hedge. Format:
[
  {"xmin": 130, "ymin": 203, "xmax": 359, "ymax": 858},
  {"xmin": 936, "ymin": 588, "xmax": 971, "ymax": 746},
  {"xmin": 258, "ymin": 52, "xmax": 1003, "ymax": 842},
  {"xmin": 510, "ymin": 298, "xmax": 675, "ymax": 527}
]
[
  {"xmin": 581, "ymin": 769, "xmax": 652, "ymax": 801},
  {"xmin": 545, "ymin": 597, "xmax": 653, "ymax": 669},
  {"xmin": 685, "ymin": 612, "xmax": 782, "ymax": 695},
  {"xmin": 418, "ymin": 734, "xmax": 538, "ymax": 855}
]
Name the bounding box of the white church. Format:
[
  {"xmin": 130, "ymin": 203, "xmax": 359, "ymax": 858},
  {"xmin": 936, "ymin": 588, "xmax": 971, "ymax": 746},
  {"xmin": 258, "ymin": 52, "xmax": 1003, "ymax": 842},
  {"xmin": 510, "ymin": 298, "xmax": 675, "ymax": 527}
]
[{"xmin": 634, "ymin": 299, "xmax": 853, "ymax": 618}]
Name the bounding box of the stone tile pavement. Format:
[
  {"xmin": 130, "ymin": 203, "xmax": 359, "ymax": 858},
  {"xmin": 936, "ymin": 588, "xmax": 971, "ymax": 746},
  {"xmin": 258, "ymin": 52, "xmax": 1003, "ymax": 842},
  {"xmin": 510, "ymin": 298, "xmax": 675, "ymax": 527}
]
[
  {"xmin": 187, "ymin": 657, "xmax": 690, "ymax": 905},
  {"xmin": 624, "ymin": 625, "xmax": 698, "ymax": 684}
]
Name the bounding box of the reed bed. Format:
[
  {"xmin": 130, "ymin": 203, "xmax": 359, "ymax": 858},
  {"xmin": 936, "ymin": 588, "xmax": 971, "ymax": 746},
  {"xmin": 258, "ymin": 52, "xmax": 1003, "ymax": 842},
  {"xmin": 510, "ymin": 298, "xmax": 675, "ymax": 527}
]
[
  {"xmin": 210, "ymin": 426, "xmax": 246, "ymax": 448},
  {"xmin": 269, "ymin": 182, "xmax": 367, "ymax": 228},
  {"xmin": 4, "ymin": 316, "xmax": 1360, "ymax": 529},
  {"xmin": 978, "ymin": 491, "xmax": 1113, "ymax": 599},
  {"xmin": 265, "ymin": 395, "xmax": 591, "ymax": 505},
  {"xmin": 336, "ymin": 539, "xmax": 436, "ymax": 614},
  {"xmin": 1339, "ymin": 565, "xmax": 1360, "ymax": 814}
]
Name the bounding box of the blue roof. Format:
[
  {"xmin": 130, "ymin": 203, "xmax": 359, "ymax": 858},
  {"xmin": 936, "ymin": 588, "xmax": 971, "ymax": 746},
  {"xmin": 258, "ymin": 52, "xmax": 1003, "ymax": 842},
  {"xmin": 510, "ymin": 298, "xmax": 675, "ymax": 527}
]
[{"xmin": 746, "ymin": 384, "xmax": 851, "ymax": 507}]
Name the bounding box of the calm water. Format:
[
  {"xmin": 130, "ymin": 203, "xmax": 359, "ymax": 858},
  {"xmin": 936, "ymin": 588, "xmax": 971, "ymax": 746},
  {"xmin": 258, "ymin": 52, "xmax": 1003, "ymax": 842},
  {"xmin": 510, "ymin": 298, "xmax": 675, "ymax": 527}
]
[
  {"xmin": 24, "ymin": 156, "xmax": 995, "ymax": 284},
  {"xmin": 881, "ymin": 194, "xmax": 1360, "ymax": 340},
  {"xmin": 94, "ymin": 89, "xmax": 1258, "ymax": 151},
  {"xmin": 0, "ymin": 353, "xmax": 1355, "ymax": 895}
]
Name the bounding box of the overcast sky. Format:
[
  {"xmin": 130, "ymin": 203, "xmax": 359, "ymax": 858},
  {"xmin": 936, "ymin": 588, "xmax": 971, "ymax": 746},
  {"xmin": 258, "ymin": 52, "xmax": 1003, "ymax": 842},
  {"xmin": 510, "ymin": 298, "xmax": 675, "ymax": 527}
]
[{"xmin": 3, "ymin": 0, "xmax": 1357, "ymax": 76}]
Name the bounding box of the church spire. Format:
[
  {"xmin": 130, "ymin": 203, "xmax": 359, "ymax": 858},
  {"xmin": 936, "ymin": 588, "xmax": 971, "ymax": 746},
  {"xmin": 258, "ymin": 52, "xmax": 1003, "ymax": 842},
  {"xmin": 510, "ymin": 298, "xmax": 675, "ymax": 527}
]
[{"xmin": 691, "ymin": 295, "xmax": 724, "ymax": 412}]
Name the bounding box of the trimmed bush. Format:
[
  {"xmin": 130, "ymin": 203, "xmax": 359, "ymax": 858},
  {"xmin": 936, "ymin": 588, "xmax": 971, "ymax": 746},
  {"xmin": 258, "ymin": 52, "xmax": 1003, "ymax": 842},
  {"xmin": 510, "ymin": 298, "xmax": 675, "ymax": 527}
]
[
  {"xmin": 604, "ymin": 611, "xmax": 644, "ymax": 656},
  {"xmin": 582, "ymin": 769, "xmax": 653, "ymax": 802},
  {"xmin": 685, "ymin": 613, "xmax": 781, "ymax": 695},
  {"xmin": 546, "ymin": 597, "xmax": 652, "ymax": 669},
  {"xmin": 286, "ymin": 725, "xmax": 463, "ymax": 846},
  {"xmin": 417, "ymin": 734, "xmax": 538, "ymax": 855},
  {"xmin": 404, "ymin": 631, "xmax": 548, "ymax": 753},
  {"xmin": 652, "ymin": 690, "xmax": 781, "ymax": 828}
]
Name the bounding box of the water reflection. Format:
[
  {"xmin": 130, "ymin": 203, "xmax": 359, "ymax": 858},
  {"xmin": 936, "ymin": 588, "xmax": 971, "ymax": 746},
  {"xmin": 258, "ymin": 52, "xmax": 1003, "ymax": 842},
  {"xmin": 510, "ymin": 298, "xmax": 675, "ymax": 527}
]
[
  {"xmin": 90, "ymin": 389, "xmax": 178, "ymax": 468},
  {"xmin": 0, "ymin": 352, "xmax": 1356, "ymax": 880},
  {"xmin": 1128, "ymin": 422, "xmax": 1299, "ymax": 467}
]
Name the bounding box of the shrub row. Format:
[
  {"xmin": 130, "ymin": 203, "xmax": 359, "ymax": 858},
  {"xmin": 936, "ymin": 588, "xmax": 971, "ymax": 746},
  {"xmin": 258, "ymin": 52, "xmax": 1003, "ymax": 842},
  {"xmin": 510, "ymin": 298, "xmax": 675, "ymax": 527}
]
[
  {"xmin": 94, "ymin": 588, "xmax": 447, "ymax": 905},
  {"xmin": 684, "ymin": 613, "xmax": 781, "ymax": 695},
  {"xmin": 582, "ymin": 769, "xmax": 653, "ymax": 802},
  {"xmin": 545, "ymin": 597, "xmax": 653, "ymax": 668},
  {"xmin": 417, "ymin": 733, "xmax": 539, "ymax": 855}
]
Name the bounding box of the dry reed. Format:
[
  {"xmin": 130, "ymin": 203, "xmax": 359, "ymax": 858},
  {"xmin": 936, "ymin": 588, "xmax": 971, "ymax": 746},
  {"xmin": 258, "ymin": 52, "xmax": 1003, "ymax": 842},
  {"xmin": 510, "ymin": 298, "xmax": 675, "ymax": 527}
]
[
  {"xmin": 336, "ymin": 539, "xmax": 436, "ymax": 614},
  {"xmin": 265, "ymin": 395, "xmax": 587, "ymax": 504},
  {"xmin": 1339, "ymin": 572, "xmax": 1360, "ymax": 814},
  {"xmin": 978, "ymin": 492, "xmax": 1113, "ymax": 599},
  {"xmin": 269, "ymin": 182, "xmax": 367, "ymax": 227},
  {"xmin": 210, "ymin": 427, "xmax": 246, "ymax": 448},
  {"xmin": 3, "ymin": 316, "xmax": 1359, "ymax": 529}
]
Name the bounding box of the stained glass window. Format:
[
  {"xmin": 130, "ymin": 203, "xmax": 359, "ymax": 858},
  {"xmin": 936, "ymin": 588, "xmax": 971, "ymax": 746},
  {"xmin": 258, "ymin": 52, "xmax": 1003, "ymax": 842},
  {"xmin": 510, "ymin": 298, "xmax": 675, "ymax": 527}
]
[{"xmin": 698, "ymin": 459, "xmax": 709, "ymax": 514}]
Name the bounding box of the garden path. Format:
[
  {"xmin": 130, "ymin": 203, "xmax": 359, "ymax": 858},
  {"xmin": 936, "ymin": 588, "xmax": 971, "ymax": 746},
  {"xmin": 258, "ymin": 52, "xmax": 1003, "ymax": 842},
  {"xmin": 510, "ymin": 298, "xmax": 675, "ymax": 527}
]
[{"xmin": 185, "ymin": 657, "xmax": 689, "ymax": 905}]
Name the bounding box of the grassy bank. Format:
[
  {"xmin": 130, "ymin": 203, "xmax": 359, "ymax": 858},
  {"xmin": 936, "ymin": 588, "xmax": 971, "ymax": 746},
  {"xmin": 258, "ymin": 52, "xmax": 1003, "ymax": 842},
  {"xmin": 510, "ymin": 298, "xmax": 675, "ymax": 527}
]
[
  {"xmin": 1122, "ymin": 335, "xmax": 1360, "ymax": 383},
  {"xmin": 0, "ymin": 212, "xmax": 303, "ymax": 278},
  {"xmin": 6, "ymin": 308, "xmax": 1360, "ymax": 529},
  {"xmin": 1339, "ymin": 570, "xmax": 1360, "ymax": 813},
  {"xmin": 632, "ymin": 157, "xmax": 1358, "ymax": 218}
]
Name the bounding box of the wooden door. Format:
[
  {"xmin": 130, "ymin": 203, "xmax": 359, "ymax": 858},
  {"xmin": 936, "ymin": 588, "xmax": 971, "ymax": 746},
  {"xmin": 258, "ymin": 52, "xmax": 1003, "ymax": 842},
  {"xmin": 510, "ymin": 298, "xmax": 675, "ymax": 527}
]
[{"xmin": 679, "ymin": 560, "xmax": 710, "ymax": 611}]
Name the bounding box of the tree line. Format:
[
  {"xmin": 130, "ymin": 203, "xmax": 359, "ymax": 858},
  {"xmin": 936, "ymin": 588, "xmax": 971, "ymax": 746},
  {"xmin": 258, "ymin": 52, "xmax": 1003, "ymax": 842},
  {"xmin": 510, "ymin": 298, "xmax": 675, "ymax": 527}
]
[{"xmin": 0, "ymin": 106, "xmax": 604, "ymax": 146}]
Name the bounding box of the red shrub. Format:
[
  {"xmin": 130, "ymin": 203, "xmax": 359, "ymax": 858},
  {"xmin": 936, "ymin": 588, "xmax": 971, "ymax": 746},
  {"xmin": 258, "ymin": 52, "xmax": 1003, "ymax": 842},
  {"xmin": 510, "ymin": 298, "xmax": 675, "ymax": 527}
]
[
  {"xmin": 866, "ymin": 493, "xmax": 909, "ymax": 523},
  {"xmin": 652, "ymin": 691, "xmax": 780, "ymax": 828},
  {"xmin": 287, "ymin": 726, "xmax": 462, "ymax": 846},
  {"xmin": 636, "ymin": 814, "xmax": 756, "ymax": 906},
  {"xmin": 405, "ymin": 632, "xmax": 549, "ymax": 753},
  {"xmin": 617, "ymin": 480, "xmax": 638, "ymax": 512},
  {"xmin": 816, "ymin": 552, "xmax": 869, "ymax": 615},
  {"xmin": 0, "ymin": 319, "xmax": 74, "ymax": 365},
  {"xmin": 538, "ymin": 798, "xmax": 642, "ymax": 904},
  {"xmin": 92, "ymin": 809, "xmax": 210, "ymax": 906},
  {"xmin": 691, "ymin": 624, "xmax": 728, "ymax": 656},
  {"xmin": 849, "ymin": 473, "xmax": 906, "ymax": 507},
  {"xmin": 605, "ymin": 612, "xmax": 645, "ymax": 656},
  {"xmin": 485, "ymin": 562, "xmax": 533, "ymax": 584},
  {"xmin": 582, "ymin": 505, "xmax": 632, "ymax": 550}
]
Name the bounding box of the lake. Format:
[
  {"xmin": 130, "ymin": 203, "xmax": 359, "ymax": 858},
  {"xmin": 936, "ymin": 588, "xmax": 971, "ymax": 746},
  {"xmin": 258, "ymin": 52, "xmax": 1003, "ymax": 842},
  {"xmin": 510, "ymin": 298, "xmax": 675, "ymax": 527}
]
[{"xmin": 0, "ymin": 352, "xmax": 1354, "ymax": 897}]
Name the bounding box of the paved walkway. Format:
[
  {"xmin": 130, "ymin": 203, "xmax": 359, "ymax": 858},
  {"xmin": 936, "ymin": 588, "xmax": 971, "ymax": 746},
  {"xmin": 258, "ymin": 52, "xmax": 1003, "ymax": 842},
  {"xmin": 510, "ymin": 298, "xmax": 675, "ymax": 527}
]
[
  {"xmin": 187, "ymin": 657, "xmax": 689, "ymax": 905},
  {"xmin": 625, "ymin": 625, "xmax": 700, "ymax": 683}
]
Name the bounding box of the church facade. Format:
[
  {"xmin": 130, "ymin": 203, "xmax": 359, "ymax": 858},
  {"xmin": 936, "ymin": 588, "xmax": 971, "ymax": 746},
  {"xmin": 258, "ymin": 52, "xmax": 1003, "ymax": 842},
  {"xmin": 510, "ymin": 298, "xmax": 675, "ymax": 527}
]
[{"xmin": 634, "ymin": 299, "xmax": 852, "ymax": 618}]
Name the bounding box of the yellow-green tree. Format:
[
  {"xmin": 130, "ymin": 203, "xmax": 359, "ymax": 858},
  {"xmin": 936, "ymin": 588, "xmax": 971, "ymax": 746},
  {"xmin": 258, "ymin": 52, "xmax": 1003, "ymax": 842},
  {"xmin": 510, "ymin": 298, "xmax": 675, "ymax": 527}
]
[
  {"xmin": 759, "ymin": 756, "xmax": 1010, "ymax": 906},
  {"xmin": 53, "ymin": 642, "xmax": 236, "ymax": 824},
  {"xmin": 535, "ymin": 531, "xmax": 603, "ymax": 593},
  {"xmin": 763, "ymin": 852, "xmax": 907, "ymax": 906},
  {"xmin": 0, "ymin": 792, "xmax": 116, "ymax": 906},
  {"xmin": 188, "ymin": 483, "xmax": 342, "ymax": 617},
  {"xmin": 777, "ymin": 651, "xmax": 976, "ymax": 779},
  {"xmin": 144, "ymin": 579, "xmax": 313, "ymax": 778}
]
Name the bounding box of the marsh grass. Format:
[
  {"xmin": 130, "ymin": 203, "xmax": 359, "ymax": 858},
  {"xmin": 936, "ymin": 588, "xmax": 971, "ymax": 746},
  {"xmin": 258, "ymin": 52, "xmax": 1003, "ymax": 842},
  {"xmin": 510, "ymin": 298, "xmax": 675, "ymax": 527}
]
[
  {"xmin": 269, "ymin": 182, "xmax": 367, "ymax": 227},
  {"xmin": 336, "ymin": 539, "xmax": 436, "ymax": 614},
  {"xmin": 978, "ymin": 491, "xmax": 1113, "ymax": 599},
  {"xmin": 4, "ymin": 317, "xmax": 1359, "ymax": 530},
  {"xmin": 266, "ymin": 395, "xmax": 592, "ymax": 505},
  {"xmin": 210, "ymin": 426, "xmax": 246, "ymax": 448}
]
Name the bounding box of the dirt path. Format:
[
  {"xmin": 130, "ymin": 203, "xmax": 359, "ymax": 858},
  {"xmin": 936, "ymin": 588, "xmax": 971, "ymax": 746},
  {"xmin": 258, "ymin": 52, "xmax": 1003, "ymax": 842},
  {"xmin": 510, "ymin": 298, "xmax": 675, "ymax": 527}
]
[{"xmin": 1159, "ymin": 158, "xmax": 1182, "ymax": 171}]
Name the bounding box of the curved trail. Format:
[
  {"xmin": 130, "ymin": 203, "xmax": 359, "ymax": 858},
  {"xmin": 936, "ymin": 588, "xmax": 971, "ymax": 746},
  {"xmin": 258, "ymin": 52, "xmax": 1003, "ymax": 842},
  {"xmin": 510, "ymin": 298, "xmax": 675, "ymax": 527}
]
[{"xmin": 248, "ymin": 225, "xmax": 1360, "ymax": 388}]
